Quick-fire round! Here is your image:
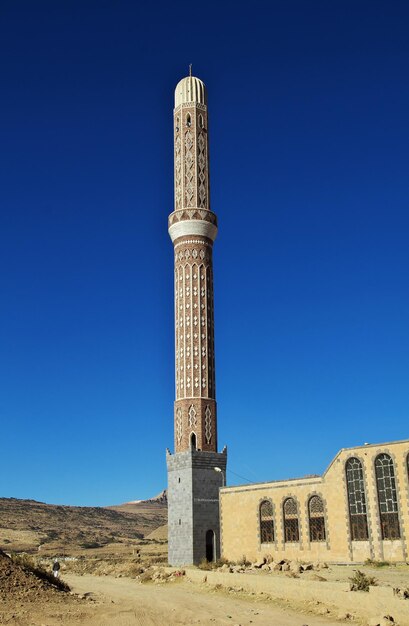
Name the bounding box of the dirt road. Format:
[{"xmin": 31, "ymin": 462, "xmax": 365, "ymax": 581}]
[{"xmin": 65, "ymin": 573, "xmax": 342, "ymax": 626}]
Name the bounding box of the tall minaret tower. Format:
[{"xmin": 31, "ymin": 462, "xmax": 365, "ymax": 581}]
[{"xmin": 166, "ymin": 72, "xmax": 227, "ymax": 566}]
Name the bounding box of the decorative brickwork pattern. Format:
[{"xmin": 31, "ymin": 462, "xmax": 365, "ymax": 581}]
[
  {"xmin": 184, "ymin": 128, "xmax": 195, "ymax": 206},
  {"xmin": 176, "ymin": 407, "xmax": 182, "ymax": 446},
  {"xmin": 172, "ymin": 236, "xmax": 217, "ymax": 452},
  {"xmin": 197, "ymin": 131, "xmax": 207, "ymax": 207},
  {"xmin": 173, "ymin": 104, "xmax": 209, "ymax": 212},
  {"xmin": 204, "ymin": 405, "xmax": 212, "ymax": 444},
  {"xmin": 174, "ymin": 129, "xmax": 181, "ymax": 210},
  {"xmin": 168, "ymin": 209, "xmax": 217, "ymax": 229}
]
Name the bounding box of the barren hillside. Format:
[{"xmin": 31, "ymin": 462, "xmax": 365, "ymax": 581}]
[{"xmin": 0, "ymin": 496, "xmax": 167, "ymax": 554}]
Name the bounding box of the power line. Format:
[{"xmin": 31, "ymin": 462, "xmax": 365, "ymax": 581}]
[{"xmin": 226, "ymin": 468, "xmax": 255, "ymax": 484}]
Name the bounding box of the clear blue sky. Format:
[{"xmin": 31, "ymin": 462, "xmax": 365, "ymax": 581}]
[{"xmin": 0, "ymin": 1, "xmax": 408, "ymax": 506}]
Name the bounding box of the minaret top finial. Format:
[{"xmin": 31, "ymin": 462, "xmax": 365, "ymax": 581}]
[{"xmin": 189, "ymin": 63, "xmax": 192, "ymax": 77}]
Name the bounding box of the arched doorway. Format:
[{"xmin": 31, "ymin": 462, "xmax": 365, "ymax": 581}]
[{"xmin": 205, "ymin": 529, "xmax": 215, "ymax": 562}]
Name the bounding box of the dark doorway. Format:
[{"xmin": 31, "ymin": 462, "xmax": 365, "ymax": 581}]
[
  {"xmin": 205, "ymin": 529, "xmax": 215, "ymax": 562},
  {"xmin": 190, "ymin": 433, "xmax": 197, "ymax": 450}
]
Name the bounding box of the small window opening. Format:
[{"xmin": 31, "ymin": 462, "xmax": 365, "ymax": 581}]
[
  {"xmin": 178, "ymin": 477, "xmax": 181, "ymax": 483},
  {"xmin": 175, "ymin": 116, "xmax": 180, "ymax": 132},
  {"xmin": 186, "ymin": 113, "xmax": 191, "ymax": 127},
  {"xmin": 190, "ymin": 432, "xmax": 197, "ymax": 450},
  {"xmin": 199, "ymin": 114, "xmax": 204, "ymax": 128},
  {"xmin": 179, "ymin": 519, "xmax": 181, "ymax": 525}
]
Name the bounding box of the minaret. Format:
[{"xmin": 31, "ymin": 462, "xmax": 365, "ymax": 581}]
[{"xmin": 166, "ymin": 72, "xmax": 227, "ymax": 566}]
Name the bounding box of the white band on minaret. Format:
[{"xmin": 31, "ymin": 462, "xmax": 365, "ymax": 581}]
[{"xmin": 168, "ymin": 218, "xmax": 218, "ymax": 243}]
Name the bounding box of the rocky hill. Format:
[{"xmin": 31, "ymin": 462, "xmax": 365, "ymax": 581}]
[
  {"xmin": 109, "ymin": 490, "xmax": 167, "ymax": 514},
  {"xmin": 0, "ymin": 495, "xmax": 167, "ymax": 555}
]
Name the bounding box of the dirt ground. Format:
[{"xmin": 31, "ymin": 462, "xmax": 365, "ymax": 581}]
[
  {"xmin": 1, "ymin": 563, "xmax": 409, "ymax": 625},
  {"xmin": 1, "ymin": 572, "xmax": 342, "ymax": 626},
  {"xmin": 2, "ymin": 528, "xmax": 409, "ymax": 626}
]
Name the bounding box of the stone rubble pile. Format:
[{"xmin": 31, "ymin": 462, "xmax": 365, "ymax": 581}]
[
  {"xmin": 137, "ymin": 566, "xmax": 185, "ymax": 584},
  {"xmin": 0, "ymin": 550, "xmax": 67, "ymax": 601},
  {"xmin": 217, "ymin": 557, "xmax": 329, "ymax": 575}
]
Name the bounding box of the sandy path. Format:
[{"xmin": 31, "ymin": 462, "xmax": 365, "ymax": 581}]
[{"xmin": 65, "ymin": 573, "xmax": 342, "ymax": 626}]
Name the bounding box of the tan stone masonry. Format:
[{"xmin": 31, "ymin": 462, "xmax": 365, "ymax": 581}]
[{"xmin": 220, "ymin": 440, "xmax": 409, "ymax": 564}]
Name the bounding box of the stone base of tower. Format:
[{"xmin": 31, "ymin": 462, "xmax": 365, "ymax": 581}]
[{"xmin": 166, "ymin": 447, "xmax": 227, "ymax": 566}]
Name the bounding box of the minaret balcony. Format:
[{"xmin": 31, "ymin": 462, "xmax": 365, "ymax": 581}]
[{"xmin": 168, "ymin": 209, "xmax": 218, "ymax": 243}]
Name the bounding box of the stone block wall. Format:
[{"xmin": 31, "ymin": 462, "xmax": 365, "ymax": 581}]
[{"xmin": 167, "ymin": 447, "xmax": 227, "ymax": 565}]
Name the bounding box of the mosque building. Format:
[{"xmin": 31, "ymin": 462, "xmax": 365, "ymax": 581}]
[{"xmin": 166, "ymin": 72, "xmax": 409, "ymax": 566}]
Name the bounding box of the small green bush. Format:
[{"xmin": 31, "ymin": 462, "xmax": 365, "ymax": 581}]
[{"xmin": 349, "ymin": 569, "xmax": 377, "ymax": 592}]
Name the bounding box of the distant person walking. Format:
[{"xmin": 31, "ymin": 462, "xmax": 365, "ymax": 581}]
[{"xmin": 52, "ymin": 559, "xmax": 60, "ymax": 578}]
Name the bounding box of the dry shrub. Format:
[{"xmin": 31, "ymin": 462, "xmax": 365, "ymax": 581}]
[
  {"xmin": 349, "ymin": 569, "xmax": 377, "ymax": 592},
  {"xmin": 365, "ymin": 559, "xmax": 391, "ymax": 568},
  {"xmin": 197, "ymin": 557, "xmax": 228, "ymax": 571},
  {"xmin": 126, "ymin": 563, "xmax": 145, "ymax": 578},
  {"xmin": 393, "ymin": 587, "xmax": 409, "ymax": 599}
]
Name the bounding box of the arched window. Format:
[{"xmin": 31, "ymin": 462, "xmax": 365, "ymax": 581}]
[
  {"xmin": 199, "ymin": 114, "xmax": 204, "ymax": 128},
  {"xmin": 283, "ymin": 497, "xmax": 299, "ymax": 542},
  {"xmin": 309, "ymin": 496, "xmax": 326, "ymax": 542},
  {"xmin": 190, "ymin": 432, "xmax": 197, "ymax": 450},
  {"xmin": 346, "ymin": 457, "xmax": 369, "ymax": 540},
  {"xmin": 259, "ymin": 500, "xmax": 274, "ymax": 543},
  {"xmin": 175, "ymin": 116, "xmax": 180, "ymax": 132},
  {"xmin": 186, "ymin": 113, "xmax": 191, "ymax": 127},
  {"xmin": 375, "ymin": 453, "xmax": 400, "ymax": 539}
]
